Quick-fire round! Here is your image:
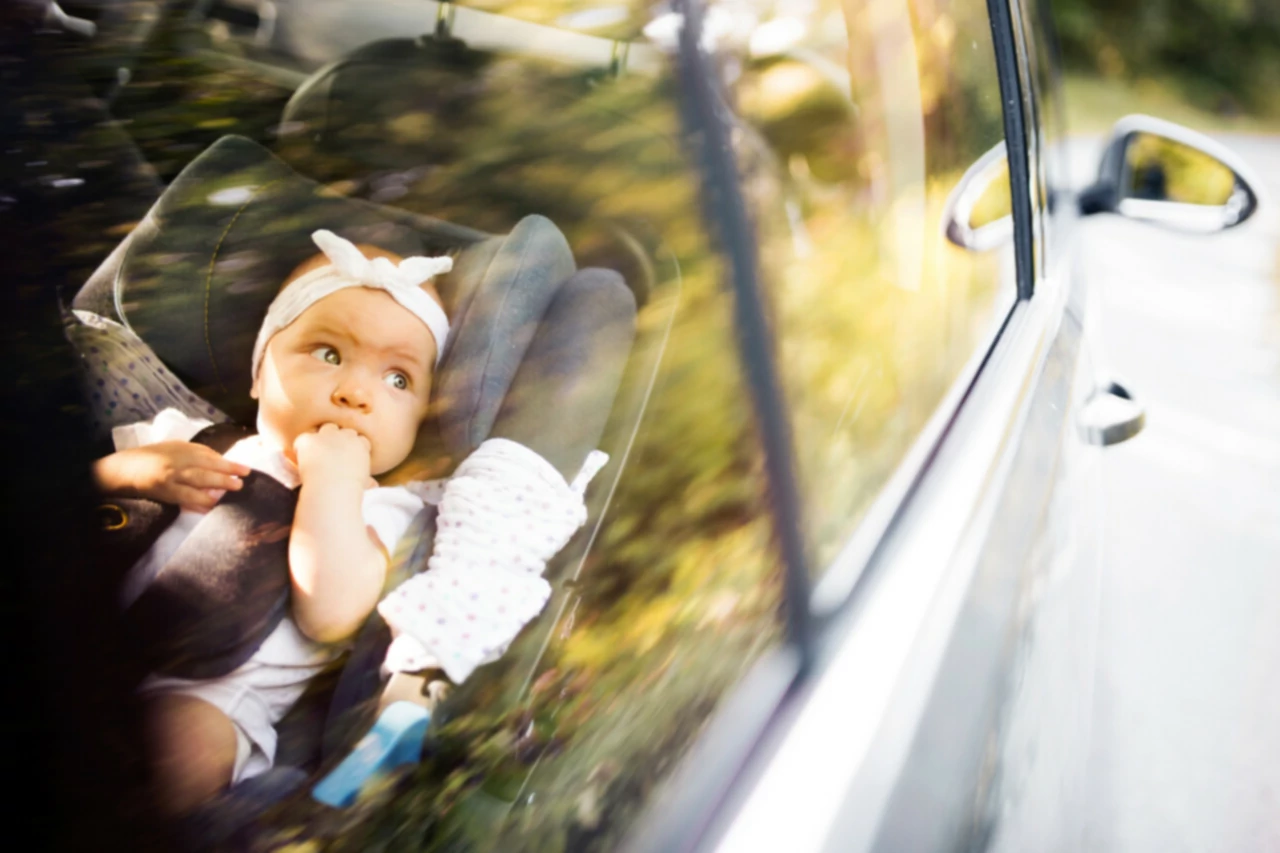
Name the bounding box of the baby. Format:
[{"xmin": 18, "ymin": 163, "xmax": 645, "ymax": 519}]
[{"xmin": 92, "ymin": 230, "xmax": 452, "ymax": 814}]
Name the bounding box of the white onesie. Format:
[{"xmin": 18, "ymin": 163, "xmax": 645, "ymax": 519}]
[{"xmin": 116, "ymin": 408, "xmax": 424, "ymax": 783}]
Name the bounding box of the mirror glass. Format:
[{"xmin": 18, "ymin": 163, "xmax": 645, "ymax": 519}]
[
  {"xmin": 969, "ymin": 156, "xmax": 1013, "ymax": 229},
  {"xmin": 942, "ymin": 142, "xmax": 1013, "ymax": 251},
  {"xmin": 1118, "ymin": 132, "xmax": 1252, "ymax": 229}
]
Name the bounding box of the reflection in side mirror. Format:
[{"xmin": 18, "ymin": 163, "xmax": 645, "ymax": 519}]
[
  {"xmin": 1080, "ymin": 114, "xmax": 1261, "ymax": 232},
  {"xmin": 942, "ymin": 141, "xmax": 1013, "ymax": 252}
]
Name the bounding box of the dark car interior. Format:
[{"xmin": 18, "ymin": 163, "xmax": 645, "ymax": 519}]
[{"xmin": 7, "ymin": 1, "xmax": 706, "ymax": 846}]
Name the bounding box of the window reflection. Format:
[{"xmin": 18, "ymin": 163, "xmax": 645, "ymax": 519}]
[
  {"xmin": 295, "ymin": 63, "xmax": 786, "ymax": 853},
  {"xmin": 33, "ymin": 0, "xmax": 1021, "ymax": 846},
  {"xmin": 730, "ymin": 0, "xmax": 1016, "ymax": 572},
  {"xmin": 254, "ymin": 14, "xmax": 791, "ymax": 851},
  {"xmin": 66, "ymin": 1, "xmax": 788, "ymax": 848}
]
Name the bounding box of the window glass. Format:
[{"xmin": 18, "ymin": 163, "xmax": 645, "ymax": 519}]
[
  {"xmin": 23, "ymin": 0, "xmax": 1022, "ymax": 846},
  {"xmin": 321, "ymin": 66, "xmax": 790, "ymax": 851},
  {"xmin": 971, "ymin": 158, "xmax": 1015, "ymax": 227},
  {"xmin": 25, "ymin": 1, "xmax": 787, "ymax": 849},
  {"xmin": 727, "ymin": 0, "xmax": 1017, "ymax": 572}
]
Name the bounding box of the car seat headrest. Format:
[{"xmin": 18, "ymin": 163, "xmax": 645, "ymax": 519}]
[
  {"xmin": 274, "ymin": 37, "xmax": 661, "ymax": 307},
  {"xmin": 73, "ymin": 135, "xmax": 576, "ymax": 460},
  {"xmin": 279, "ymin": 36, "xmax": 487, "ymax": 174}
]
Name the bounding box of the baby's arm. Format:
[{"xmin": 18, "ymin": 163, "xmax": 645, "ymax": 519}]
[
  {"xmin": 289, "ymin": 424, "xmax": 388, "ymax": 644},
  {"xmin": 92, "ymin": 442, "xmax": 250, "ymax": 512}
]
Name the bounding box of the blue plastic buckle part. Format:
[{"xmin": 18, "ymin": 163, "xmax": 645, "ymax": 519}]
[{"xmin": 312, "ymin": 701, "xmax": 431, "ymax": 808}]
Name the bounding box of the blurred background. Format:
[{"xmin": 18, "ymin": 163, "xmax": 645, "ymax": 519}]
[{"xmin": 1052, "ymin": 0, "xmax": 1280, "ymax": 133}]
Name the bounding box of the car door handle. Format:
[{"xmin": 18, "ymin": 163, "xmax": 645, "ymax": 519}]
[{"xmin": 1078, "ymin": 379, "xmax": 1145, "ymax": 446}]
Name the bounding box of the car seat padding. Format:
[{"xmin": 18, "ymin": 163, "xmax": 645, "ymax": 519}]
[
  {"xmin": 76, "ymin": 135, "xmax": 438, "ymax": 422},
  {"xmin": 436, "ymin": 214, "xmax": 575, "ymax": 455},
  {"xmin": 490, "ymin": 267, "xmax": 636, "ymax": 478}
]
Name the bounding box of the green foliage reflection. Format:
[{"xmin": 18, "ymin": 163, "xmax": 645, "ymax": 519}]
[
  {"xmin": 739, "ymin": 0, "xmax": 1013, "ymax": 571},
  {"xmin": 1052, "ymin": 0, "xmax": 1280, "ymax": 118}
]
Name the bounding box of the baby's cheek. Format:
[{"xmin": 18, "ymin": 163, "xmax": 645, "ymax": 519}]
[
  {"xmin": 378, "ymin": 424, "xmax": 419, "ymax": 474},
  {"xmin": 255, "ymin": 405, "xmax": 292, "ymax": 449}
]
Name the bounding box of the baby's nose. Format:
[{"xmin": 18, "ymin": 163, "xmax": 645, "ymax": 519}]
[{"xmin": 333, "ymin": 380, "xmax": 372, "ymax": 411}]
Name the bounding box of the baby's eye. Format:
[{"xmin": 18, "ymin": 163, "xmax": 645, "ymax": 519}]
[
  {"xmin": 311, "ymin": 346, "xmax": 340, "ymax": 365},
  {"xmin": 385, "ymin": 371, "xmax": 409, "ymax": 391}
]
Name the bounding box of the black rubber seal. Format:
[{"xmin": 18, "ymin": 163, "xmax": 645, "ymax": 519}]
[{"xmin": 987, "ymin": 0, "xmax": 1036, "ymax": 300}]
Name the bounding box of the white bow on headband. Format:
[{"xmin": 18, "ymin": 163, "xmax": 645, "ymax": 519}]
[{"xmin": 251, "ymin": 229, "xmax": 453, "ymax": 380}]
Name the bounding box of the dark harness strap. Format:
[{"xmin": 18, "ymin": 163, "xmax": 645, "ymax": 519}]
[{"xmin": 106, "ymin": 423, "xmax": 299, "ymax": 679}]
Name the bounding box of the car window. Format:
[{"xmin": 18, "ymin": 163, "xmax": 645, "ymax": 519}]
[
  {"xmin": 724, "ymin": 0, "xmax": 1018, "ymax": 574},
  {"xmin": 20, "ymin": 0, "xmax": 1030, "ymax": 847},
  {"xmin": 310, "ymin": 50, "xmax": 791, "ymax": 852},
  {"xmin": 31, "ymin": 1, "xmax": 789, "ymax": 849}
]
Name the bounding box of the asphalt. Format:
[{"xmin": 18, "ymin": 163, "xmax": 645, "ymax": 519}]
[{"xmin": 1070, "ymin": 134, "xmax": 1280, "ymax": 852}]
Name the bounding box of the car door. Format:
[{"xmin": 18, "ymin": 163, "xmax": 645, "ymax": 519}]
[{"xmin": 620, "ymin": 2, "xmax": 1109, "ymax": 851}]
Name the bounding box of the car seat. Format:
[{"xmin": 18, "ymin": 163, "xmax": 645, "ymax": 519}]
[
  {"xmin": 69, "ymin": 133, "xmax": 637, "ymax": 837},
  {"xmin": 271, "ymin": 29, "xmax": 686, "ymax": 310}
]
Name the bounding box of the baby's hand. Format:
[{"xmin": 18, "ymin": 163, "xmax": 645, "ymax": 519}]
[
  {"xmin": 294, "ymin": 423, "xmax": 372, "ymax": 486},
  {"xmin": 93, "ymin": 441, "xmax": 252, "ymax": 512}
]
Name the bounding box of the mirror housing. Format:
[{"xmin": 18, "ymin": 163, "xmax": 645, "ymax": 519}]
[{"xmin": 1079, "ymin": 114, "xmax": 1261, "ymax": 232}]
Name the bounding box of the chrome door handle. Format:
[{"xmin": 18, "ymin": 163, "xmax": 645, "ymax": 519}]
[{"xmin": 1078, "ymin": 379, "xmax": 1145, "ymax": 446}]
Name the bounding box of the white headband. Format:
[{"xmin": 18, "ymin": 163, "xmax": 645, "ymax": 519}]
[{"xmin": 251, "ymin": 229, "xmax": 452, "ymax": 380}]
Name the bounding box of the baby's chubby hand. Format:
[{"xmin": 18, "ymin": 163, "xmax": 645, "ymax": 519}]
[
  {"xmin": 294, "ymin": 423, "xmax": 372, "ymax": 486},
  {"xmin": 93, "ymin": 441, "xmax": 252, "ymax": 513}
]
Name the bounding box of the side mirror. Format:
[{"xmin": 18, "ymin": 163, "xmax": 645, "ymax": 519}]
[
  {"xmin": 942, "ymin": 140, "xmax": 1013, "ymax": 252},
  {"xmin": 1079, "ymin": 114, "xmax": 1261, "ymax": 232}
]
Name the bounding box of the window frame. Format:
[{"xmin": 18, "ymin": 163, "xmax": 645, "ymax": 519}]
[{"xmin": 989, "ymin": 0, "xmax": 1038, "ymax": 301}]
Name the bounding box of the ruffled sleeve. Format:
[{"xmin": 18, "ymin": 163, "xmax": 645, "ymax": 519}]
[
  {"xmin": 111, "ymin": 407, "xmax": 213, "ymax": 451},
  {"xmin": 378, "ymin": 439, "xmax": 607, "ymax": 684}
]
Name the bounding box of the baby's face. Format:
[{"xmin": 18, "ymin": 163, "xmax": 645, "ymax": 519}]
[{"xmin": 252, "ymin": 287, "xmax": 436, "ymax": 475}]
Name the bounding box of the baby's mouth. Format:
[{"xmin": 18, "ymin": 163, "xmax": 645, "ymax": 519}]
[{"xmin": 316, "ymin": 421, "xmax": 370, "ymax": 445}]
